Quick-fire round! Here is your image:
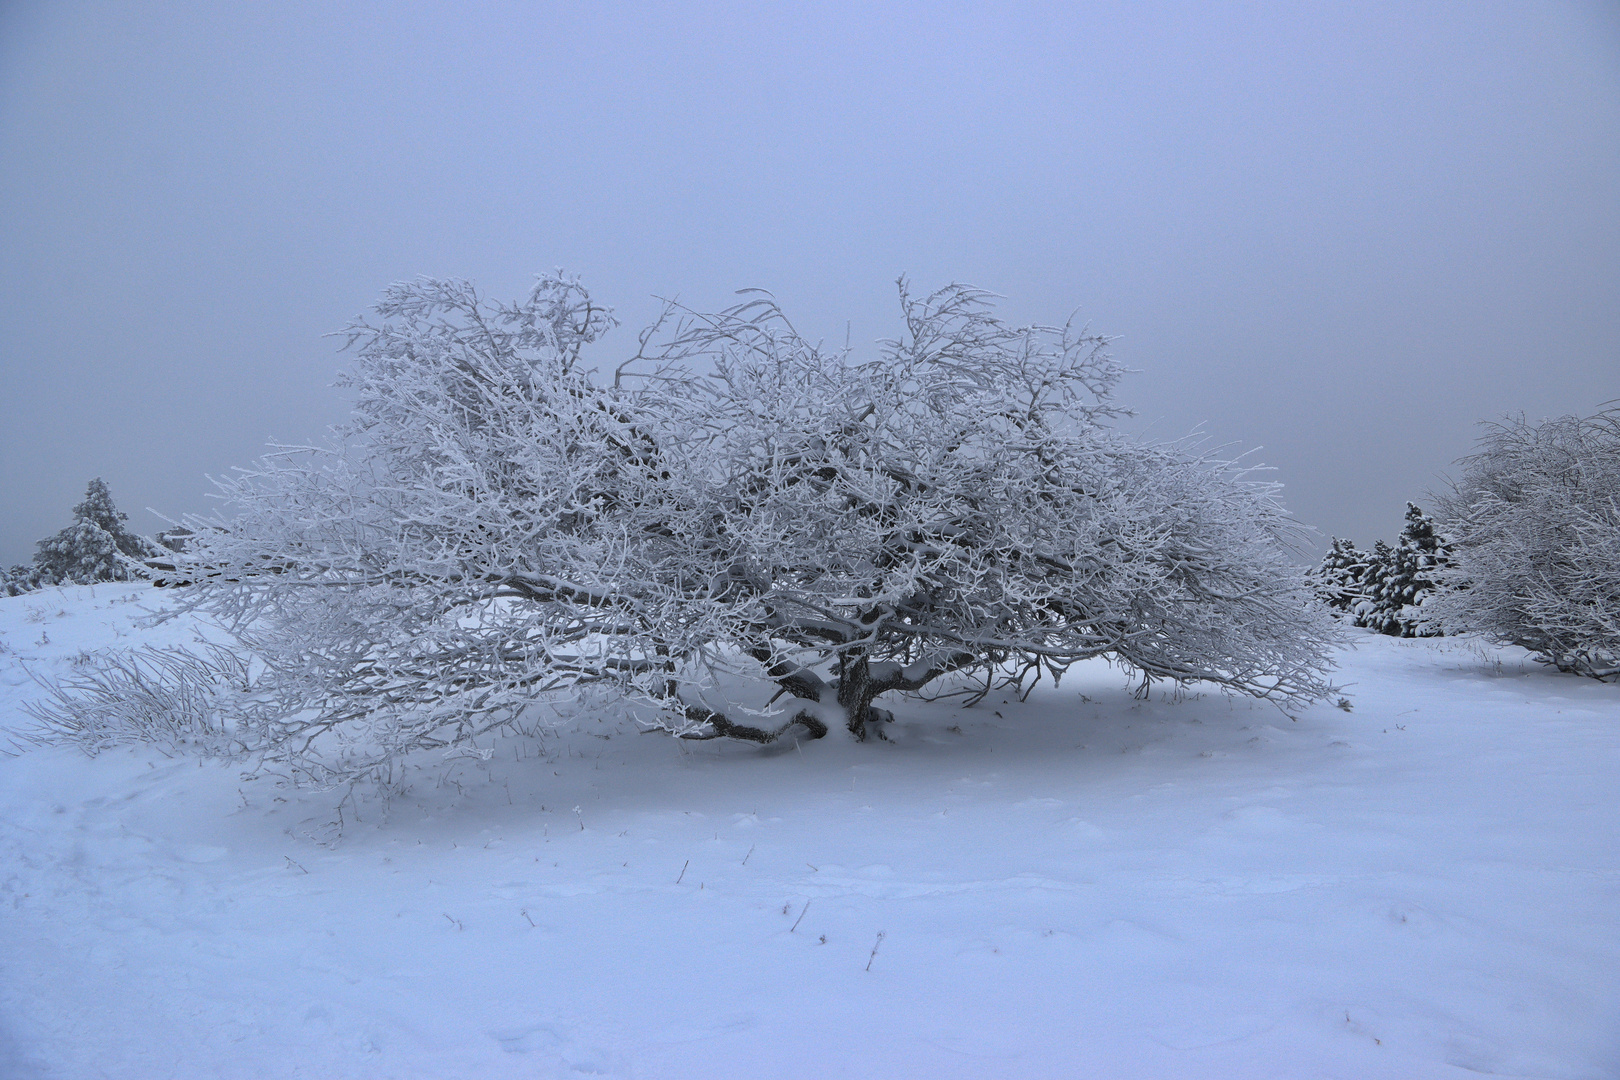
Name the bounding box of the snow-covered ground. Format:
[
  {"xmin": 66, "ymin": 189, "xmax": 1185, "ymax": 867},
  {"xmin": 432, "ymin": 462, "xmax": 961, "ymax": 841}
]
[{"xmin": 1, "ymin": 585, "xmax": 1615, "ymax": 1080}]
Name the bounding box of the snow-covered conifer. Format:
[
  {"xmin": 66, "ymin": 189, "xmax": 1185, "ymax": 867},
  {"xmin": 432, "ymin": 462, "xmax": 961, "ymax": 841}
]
[
  {"xmin": 1311, "ymin": 537, "xmax": 1369, "ymax": 613},
  {"xmin": 1335, "ymin": 504, "xmax": 1448, "ymax": 637},
  {"xmin": 30, "ymin": 479, "xmax": 161, "ymax": 586},
  {"xmin": 1351, "ymin": 540, "xmax": 1398, "ymax": 634},
  {"xmin": 1384, "ymin": 503, "xmax": 1447, "ymax": 636}
]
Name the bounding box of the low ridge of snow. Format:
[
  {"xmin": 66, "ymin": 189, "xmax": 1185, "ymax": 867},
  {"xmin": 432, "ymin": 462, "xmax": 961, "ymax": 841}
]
[{"xmin": 1, "ymin": 585, "xmax": 1615, "ymax": 1079}]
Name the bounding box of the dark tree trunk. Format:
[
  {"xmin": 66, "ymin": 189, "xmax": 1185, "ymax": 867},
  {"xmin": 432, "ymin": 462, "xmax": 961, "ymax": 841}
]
[
  {"xmin": 679, "ymin": 646, "xmax": 975, "ymax": 744},
  {"xmin": 835, "ymin": 654, "xmax": 894, "ymax": 741}
]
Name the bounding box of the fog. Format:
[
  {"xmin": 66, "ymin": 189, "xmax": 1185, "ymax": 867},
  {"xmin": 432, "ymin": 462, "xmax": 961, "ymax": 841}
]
[{"xmin": 3, "ymin": 1, "xmax": 1617, "ymax": 566}]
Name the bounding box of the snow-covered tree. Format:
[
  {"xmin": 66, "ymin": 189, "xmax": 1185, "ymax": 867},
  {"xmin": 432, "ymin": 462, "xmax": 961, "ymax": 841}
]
[
  {"xmin": 30, "ymin": 479, "xmax": 161, "ymax": 587},
  {"xmin": 1353, "ymin": 504, "xmax": 1447, "ymax": 637},
  {"xmin": 157, "ymin": 277, "xmax": 675, "ymax": 781},
  {"xmin": 638, "ymin": 284, "xmax": 1340, "ymax": 741},
  {"xmin": 1318, "ymin": 505, "xmax": 1448, "ymax": 637},
  {"xmin": 145, "ymin": 275, "xmax": 1339, "ymax": 784},
  {"xmin": 1351, "ymin": 540, "xmax": 1397, "ymax": 634},
  {"xmin": 1384, "ymin": 502, "xmax": 1448, "ymax": 636},
  {"xmin": 1311, "ymin": 537, "xmax": 1370, "ymax": 614},
  {"xmin": 1425, "ymin": 409, "xmax": 1620, "ymax": 680}
]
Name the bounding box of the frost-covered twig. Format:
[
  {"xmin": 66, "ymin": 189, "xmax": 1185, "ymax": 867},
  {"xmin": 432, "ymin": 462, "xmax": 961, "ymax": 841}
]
[{"xmin": 23, "ymin": 644, "xmax": 258, "ymax": 757}]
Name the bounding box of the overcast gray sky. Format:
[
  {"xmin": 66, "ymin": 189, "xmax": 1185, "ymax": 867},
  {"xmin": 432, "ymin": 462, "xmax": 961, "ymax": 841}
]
[{"xmin": 2, "ymin": 1, "xmax": 1617, "ymax": 567}]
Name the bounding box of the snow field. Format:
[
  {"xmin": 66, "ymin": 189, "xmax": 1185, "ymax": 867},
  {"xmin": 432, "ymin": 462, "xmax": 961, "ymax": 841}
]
[{"xmin": 1, "ymin": 585, "xmax": 1615, "ymax": 1079}]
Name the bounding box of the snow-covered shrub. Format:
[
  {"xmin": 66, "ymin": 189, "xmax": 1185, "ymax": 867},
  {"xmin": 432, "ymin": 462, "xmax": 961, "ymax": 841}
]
[
  {"xmin": 29, "ymin": 479, "xmax": 162, "ymax": 587},
  {"xmin": 1426, "ymin": 408, "xmax": 1620, "ymax": 680},
  {"xmin": 115, "ymin": 274, "xmax": 1338, "ymax": 784},
  {"xmin": 146, "ymin": 277, "xmax": 674, "ymax": 783},
  {"xmin": 145, "ymin": 526, "xmax": 199, "ymax": 587},
  {"xmin": 2, "ymin": 564, "xmax": 37, "ymax": 597},
  {"xmin": 23, "ymin": 644, "xmax": 256, "ymax": 757},
  {"xmin": 641, "ymin": 284, "xmax": 1341, "ymax": 741}
]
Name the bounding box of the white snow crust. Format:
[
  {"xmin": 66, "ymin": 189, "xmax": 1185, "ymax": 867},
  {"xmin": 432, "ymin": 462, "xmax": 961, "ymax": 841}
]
[{"xmin": 1, "ymin": 585, "xmax": 1615, "ymax": 1079}]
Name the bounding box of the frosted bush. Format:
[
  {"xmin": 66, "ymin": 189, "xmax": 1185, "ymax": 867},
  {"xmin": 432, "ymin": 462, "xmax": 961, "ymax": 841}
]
[
  {"xmin": 1427, "ymin": 408, "xmax": 1620, "ymax": 680},
  {"xmin": 54, "ymin": 274, "xmax": 1340, "ymax": 784},
  {"xmin": 24, "ymin": 645, "xmax": 258, "ymax": 758}
]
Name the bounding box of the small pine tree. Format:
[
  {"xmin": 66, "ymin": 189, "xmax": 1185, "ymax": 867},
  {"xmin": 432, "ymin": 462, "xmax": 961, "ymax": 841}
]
[
  {"xmin": 1352, "ymin": 540, "xmax": 1399, "ymax": 633},
  {"xmin": 1336, "ymin": 503, "xmax": 1449, "ymax": 637},
  {"xmin": 1386, "ymin": 502, "xmax": 1448, "ymax": 636},
  {"xmin": 30, "ymin": 479, "xmax": 161, "ymax": 586},
  {"xmin": 1311, "ymin": 537, "xmax": 1370, "ymax": 612},
  {"xmin": 1399, "ymin": 501, "xmax": 1446, "ymax": 562}
]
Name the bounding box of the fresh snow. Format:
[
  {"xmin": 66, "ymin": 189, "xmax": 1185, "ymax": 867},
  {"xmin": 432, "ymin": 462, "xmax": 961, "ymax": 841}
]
[{"xmin": 1, "ymin": 585, "xmax": 1615, "ymax": 1079}]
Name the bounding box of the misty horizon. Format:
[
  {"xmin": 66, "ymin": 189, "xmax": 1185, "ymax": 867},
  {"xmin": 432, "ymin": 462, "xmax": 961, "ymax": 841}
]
[{"xmin": 3, "ymin": 2, "xmax": 1617, "ymax": 567}]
